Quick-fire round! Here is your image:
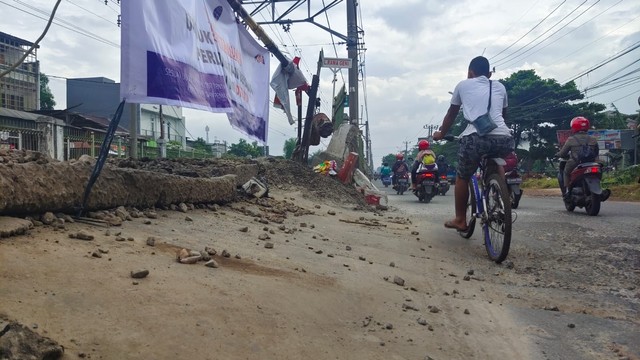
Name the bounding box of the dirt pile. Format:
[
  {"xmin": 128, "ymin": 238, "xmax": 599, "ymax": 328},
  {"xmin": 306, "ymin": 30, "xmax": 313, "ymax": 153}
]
[{"xmin": 111, "ymin": 156, "xmax": 367, "ymax": 207}]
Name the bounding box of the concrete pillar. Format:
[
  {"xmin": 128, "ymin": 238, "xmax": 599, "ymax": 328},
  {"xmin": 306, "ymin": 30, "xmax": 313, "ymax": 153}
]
[{"xmin": 36, "ymin": 116, "xmax": 65, "ymax": 160}]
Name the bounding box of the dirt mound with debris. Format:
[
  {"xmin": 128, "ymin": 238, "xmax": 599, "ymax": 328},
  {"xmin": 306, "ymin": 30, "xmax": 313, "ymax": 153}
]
[{"xmin": 110, "ymin": 156, "xmax": 366, "ymax": 207}]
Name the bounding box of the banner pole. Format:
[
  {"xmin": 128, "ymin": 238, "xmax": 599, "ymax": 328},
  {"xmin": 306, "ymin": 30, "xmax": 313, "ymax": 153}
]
[{"xmin": 226, "ymin": 0, "xmax": 289, "ymax": 68}]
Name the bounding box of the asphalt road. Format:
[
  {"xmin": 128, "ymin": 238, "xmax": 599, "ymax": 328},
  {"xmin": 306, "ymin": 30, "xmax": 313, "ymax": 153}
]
[{"xmin": 376, "ymin": 180, "xmax": 640, "ymax": 360}]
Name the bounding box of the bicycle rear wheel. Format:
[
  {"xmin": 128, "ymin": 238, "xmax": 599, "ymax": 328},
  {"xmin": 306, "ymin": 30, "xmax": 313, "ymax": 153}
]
[
  {"xmin": 458, "ymin": 182, "xmax": 476, "ymax": 239},
  {"xmin": 483, "ymin": 173, "xmax": 512, "ymax": 263}
]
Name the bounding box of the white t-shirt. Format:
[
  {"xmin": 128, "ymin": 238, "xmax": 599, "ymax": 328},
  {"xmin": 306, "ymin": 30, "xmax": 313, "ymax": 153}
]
[{"xmin": 450, "ymin": 76, "xmax": 511, "ymax": 137}]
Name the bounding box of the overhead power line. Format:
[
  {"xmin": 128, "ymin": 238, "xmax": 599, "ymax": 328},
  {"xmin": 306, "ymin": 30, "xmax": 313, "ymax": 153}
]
[
  {"xmin": 494, "ymin": 0, "xmax": 600, "ymax": 68},
  {"xmin": 489, "ymin": 0, "xmax": 567, "ymax": 60}
]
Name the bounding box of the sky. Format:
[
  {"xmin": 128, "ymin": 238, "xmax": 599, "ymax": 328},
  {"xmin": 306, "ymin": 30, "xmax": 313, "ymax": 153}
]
[{"xmin": 2, "ymin": 0, "xmax": 639, "ymax": 163}]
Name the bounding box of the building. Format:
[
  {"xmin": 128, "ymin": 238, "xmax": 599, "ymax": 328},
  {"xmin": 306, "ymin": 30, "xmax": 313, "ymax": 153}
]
[
  {"xmin": 66, "ymin": 77, "xmax": 187, "ymax": 148},
  {"xmin": 0, "ymin": 31, "xmax": 39, "ymax": 111}
]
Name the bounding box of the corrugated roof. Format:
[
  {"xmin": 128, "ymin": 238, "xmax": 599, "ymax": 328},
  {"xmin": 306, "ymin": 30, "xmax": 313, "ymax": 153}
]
[{"xmin": 0, "ymin": 107, "xmax": 55, "ymax": 121}]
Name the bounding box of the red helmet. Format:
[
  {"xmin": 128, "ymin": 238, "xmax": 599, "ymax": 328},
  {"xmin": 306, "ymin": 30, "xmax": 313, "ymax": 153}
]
[
  {"xmin": 418, "ymin": 139, "xmax": 430, "ymax": 150},
  {"xmin": 396, "ymin": 153, "xmax": 404, "ymax": 160},
  {"xmin": 570, "ymin": 116, "xmax": 590, "ymax": 133}
]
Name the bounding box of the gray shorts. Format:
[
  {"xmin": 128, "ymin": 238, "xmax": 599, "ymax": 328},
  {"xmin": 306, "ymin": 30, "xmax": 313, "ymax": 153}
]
[{"xmin": 456, "ymin": 134, "xmax": 515, "ymax": 180}]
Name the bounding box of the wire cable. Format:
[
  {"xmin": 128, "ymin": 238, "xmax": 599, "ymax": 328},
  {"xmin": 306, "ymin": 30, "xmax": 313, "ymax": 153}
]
[
  {"xmin": 489, "ymin": 0, "xmax": 567, "ymax": 60},
  {"xmin": 0, "ymin": 0, "xmax": 62, "ymax": 78}
]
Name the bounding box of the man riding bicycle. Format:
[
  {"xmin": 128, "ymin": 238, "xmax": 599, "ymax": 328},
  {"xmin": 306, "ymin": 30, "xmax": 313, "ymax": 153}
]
[{"xmin": 432, "ymin": 56, "xmax": 514, "ymax": 232}]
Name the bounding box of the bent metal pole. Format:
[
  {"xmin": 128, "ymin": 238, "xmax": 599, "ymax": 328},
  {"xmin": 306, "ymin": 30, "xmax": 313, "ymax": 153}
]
[{"xmin": 225, "ymin": 0, "xmax": 289, "ymax": 68}]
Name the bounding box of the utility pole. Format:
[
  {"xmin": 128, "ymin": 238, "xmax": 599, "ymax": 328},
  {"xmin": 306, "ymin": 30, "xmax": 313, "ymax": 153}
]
[
  {"xmin": 424, "ymin": 124, "xmax": 438, "ymax": 140},
  {"xmin": 129, "ymin": 103, "xmax": 138, "ymax": 159},
  {"xmin": 402, "ymin": 140, "xmax": 410, "ymax": 158},
  {"xmin": 347, "ymin": 0, "xmax": 358, "ymax": 126},
  {"xmin": 158, "ymin": 105, "xmax": 166, "ymax": 158}
]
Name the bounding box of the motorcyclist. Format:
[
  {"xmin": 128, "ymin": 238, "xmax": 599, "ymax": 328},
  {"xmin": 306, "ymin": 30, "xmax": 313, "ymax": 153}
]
[
  {"xmin": 411, "ymin": 140, "xmax": 437, "ymax": 190},
  {"xmin": 555, "ymin": 116, "xmax": 599, "ymax": 198},
  {"xmin": 391, "ymin": 153, "xmax": 409, "ymax": 189},
  {"xmin": 380, "ymin": 162, "xmax": 392, "ymax": 182},
  {"xmin": 436, "ymin": 155, "xmax": 449, "ymax": 178}
]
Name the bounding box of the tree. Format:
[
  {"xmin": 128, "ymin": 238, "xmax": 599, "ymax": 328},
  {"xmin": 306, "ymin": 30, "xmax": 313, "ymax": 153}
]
[
  {"xmin": 282, "ymin": 138, "xmax": 297, "ymax": 159},
  {"xmin": 40, "ymin": 73, "xmax": 56, "ymax": 110},
  {"xmin": 500, "ymin": 70, "xmax": 605, "ymax": 170},
  {"xmin": 381, "ymin": 153, "xmax": 396, "ymax": 166},
  {"xmin": 227, "ymin": 138, "xmax": 262, "ymax": 158},
  {"xmin": 191, "ymin": 137, "xmax": 212, "ymax": 154}
]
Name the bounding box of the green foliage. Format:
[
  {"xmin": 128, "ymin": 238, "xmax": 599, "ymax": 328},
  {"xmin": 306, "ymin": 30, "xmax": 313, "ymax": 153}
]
[
  {"xmin": 191, "ymin": 137, "xmax": 212, "ymax": 154},
  {"xmin": 283, "ymin": 137, "xmax": 297, "ymax": 159},
  {"xmin": 228, "ymin": 138, "xmax": 263, "ymax": 158},
  {"xmin": 522, "ymin": 177, "xmax": 559, "ymax": 189},
  {"xmin": 167, "ymin": 140, "xmax": 182, "ymax": 150},
  {"xmin": 381, "ymin": 153, "xmax": 396, "ymax": 166},
  {"xmin": 39, "ymin": 73, "xmax": 56, "ymax": 110},
  {"xmin": 500, "ymin": 70, "xmax": 606, "ymax": 171},
  {"xmin": 602, "ymin": 165, "xmax": 640, "ymax": 186}
]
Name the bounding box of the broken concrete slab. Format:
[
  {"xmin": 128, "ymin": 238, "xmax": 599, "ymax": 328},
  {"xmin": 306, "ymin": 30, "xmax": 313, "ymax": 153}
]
[
  {"xmin": 0, "ymin": 320, "xmax": 64, "ymax": 359},
  {"xmin": 0, "ymin": 161, "xmax": 237, "ymax": 215},
  {"xmin": 0, "ymin": 217, "xmax": 33, "ymax": 238}
]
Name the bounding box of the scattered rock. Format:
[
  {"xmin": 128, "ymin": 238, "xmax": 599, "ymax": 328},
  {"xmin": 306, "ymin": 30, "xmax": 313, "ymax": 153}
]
[
  {"xmin": 185, "ymin": 216, "xmax": 193, "ymax": 222},
  {"xmin": 235, "ymin": 254, "xmax": 241, "ymax": 259},
  {"xmin": 179, "ymin": 255, "xmax": 201, "ymax": 264},
  {"xmin": 568, "ymin": 323, "xmax": 576, "ymax": 329},
  {"xmin": 0, "ymin": 321, "xmax": 64, "ymax": 359},
  {"xmin": 544, "ymin": 306, "xmax": 560, "ymax": 312},
  {"xmin": 178, "ymin": 203, "xmax": 189, "ymax": 213},
  {"xmin": 327, "ymin": 210, "xmax": 336, "ymax": 215},
  {"xmin": 417, "ymin": 318, "xmax": 428, "ymax": 326},
  {"xmin": 98, "ymin": 248, "xmax": 109, "ymax": 254},
  {"xmin": 429, "ymin": 306, "xmax": 441, "ymax": 313},
  {"xmin": 115, "ymin": 236, "xmax": 126, "ymax": 242},
  {"xmin": 393, "ymin": 276, "xmax": 405, "ymax": 286},
  {"xmin": 258, "ymin": 234, "xmax": 270, "ymax": 241},
  {"xmin": 467, "ymin": 269, "xmax": 475, "ymax": 275},
  {"xmin": 177, "ymin": 248, "xmax": 190, "ymax": 261},
  {"xmin": 91, "ymin": 251, "xmax": 102, "ymax": 258},
  {"xmin": 130, "ymin": 269, "xmax": 149, "ymax": 279},
  {"xmin": 143, "ymin": 219, "xmax": 152, "ymax": 225},
  {"xmin": 40, "ymin": 212, "xmax": 57, "ymax": 226},
  {"xmin": 239, "ymin": 226, "xmax": 249, "ymax": 232},
  {"xmin": 127, "ymin": 237, "xmax": 134, "ymax": 242},
  {"xmin": 464, "ymin": 309, "xmax": 470, "ymax": 315},
  {"xmin": 264, "ymin": 242, "xmax": 274, "ymax": 249},
  {"xmin": 146, "ymin": 237, "xmax": 156, "ymax": 246},
  {"xmin": 221, "ymin": 250, "xmax": 231, "ymax": 258},
  {"xmin": 72, "ymin": 231, "xmax": 94, "ymax": 241},
  {"xmin": 204, "ymin": 247, "xmax": 217, "ymax": 256},
  {"xmin": 299, "ymin": 222, "xmax": 307, "ymax": 228},
  {"xmin": 385, "ymin": 323, "xmax": 393, "ymax": 330},
  {"xmin": 346, "ymin": 245, "xmax": 352, "ymax": 251},
  {"xmin": 358, "ymin": 256, "xmax": 366, "ymax": 261},
  {"xmin": 503, "ymin": 261, "xmax": 514, "ymax": 269},
  {"xmin": 463, "ymin": 275, "xmax": 471, "ymax": 281},
  {"xmin": 411, "ymin": 231, "xmax": 419, "ymax": 235},
  {"xmin": 205, "ymin": 259, "xmax": 219, "ymax": 268},
  {"xmin": 199, "ymin": 251, "xmax": 211, "ymax": 261},
  {"xmin": 389, "ymin": 262, "xmax": 395, "ymax": 267}
]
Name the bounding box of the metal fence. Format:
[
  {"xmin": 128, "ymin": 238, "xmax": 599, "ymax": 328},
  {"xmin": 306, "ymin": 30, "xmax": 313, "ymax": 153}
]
[
  {"xmin": 0, "ymin": 116, "xmax": 40, "ymax": 151},
  {"xmin": 0, "ymin": 116, "xmax": 218, "ymax": 160}
]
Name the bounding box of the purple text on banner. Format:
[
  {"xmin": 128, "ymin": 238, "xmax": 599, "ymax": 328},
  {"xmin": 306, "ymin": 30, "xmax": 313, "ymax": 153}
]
[{"xmin": 146, "ymin": 51, "xmax": 230, "ymax": 109}]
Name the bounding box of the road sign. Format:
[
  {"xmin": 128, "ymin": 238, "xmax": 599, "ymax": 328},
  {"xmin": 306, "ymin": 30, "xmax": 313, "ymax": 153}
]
[{"xmin": 322, "ymin": 57, "xmax": 352, "ymax": 69}]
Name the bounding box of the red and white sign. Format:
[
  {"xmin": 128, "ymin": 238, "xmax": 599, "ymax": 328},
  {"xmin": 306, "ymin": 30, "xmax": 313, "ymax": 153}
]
[{"xmin": 322, "ymin": 57, "xmax": 352, "ymax": 69}]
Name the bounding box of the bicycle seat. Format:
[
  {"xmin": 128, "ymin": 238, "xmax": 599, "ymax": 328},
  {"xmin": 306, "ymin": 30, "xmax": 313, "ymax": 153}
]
[{"xmin": 480, "ymin": 154, "xmax": 506, "ymax": 166}]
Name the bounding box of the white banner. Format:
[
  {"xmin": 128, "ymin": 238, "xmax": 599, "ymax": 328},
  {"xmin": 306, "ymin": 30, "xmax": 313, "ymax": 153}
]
[{"xmin": 121, "ymin": 0, "xmax": 271, "ymax": 142}]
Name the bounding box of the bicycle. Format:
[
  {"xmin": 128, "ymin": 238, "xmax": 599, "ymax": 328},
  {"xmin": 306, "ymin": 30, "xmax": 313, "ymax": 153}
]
[{"xmin": 444, "ymin": 135, "xmax": 512, "ymax": 263}]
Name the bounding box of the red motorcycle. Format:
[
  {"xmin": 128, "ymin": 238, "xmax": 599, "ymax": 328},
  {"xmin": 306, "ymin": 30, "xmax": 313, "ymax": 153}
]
[
  {"xmin": 557, "ymin": 159, "xmax": 611, "ymax": 216},
  {"xmin": 414, "ymin": 165, "xmax": 438, "ymax": 203},
  {"xmin": 504, "ymin": 152, "xmax": 523, "ymax": 209}
]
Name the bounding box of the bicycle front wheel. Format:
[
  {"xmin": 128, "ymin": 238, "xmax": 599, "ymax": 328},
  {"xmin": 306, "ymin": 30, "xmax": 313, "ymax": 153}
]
[{"xmin": 483, "ymin": 173, "xmax": 512, "ymax": 263}]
